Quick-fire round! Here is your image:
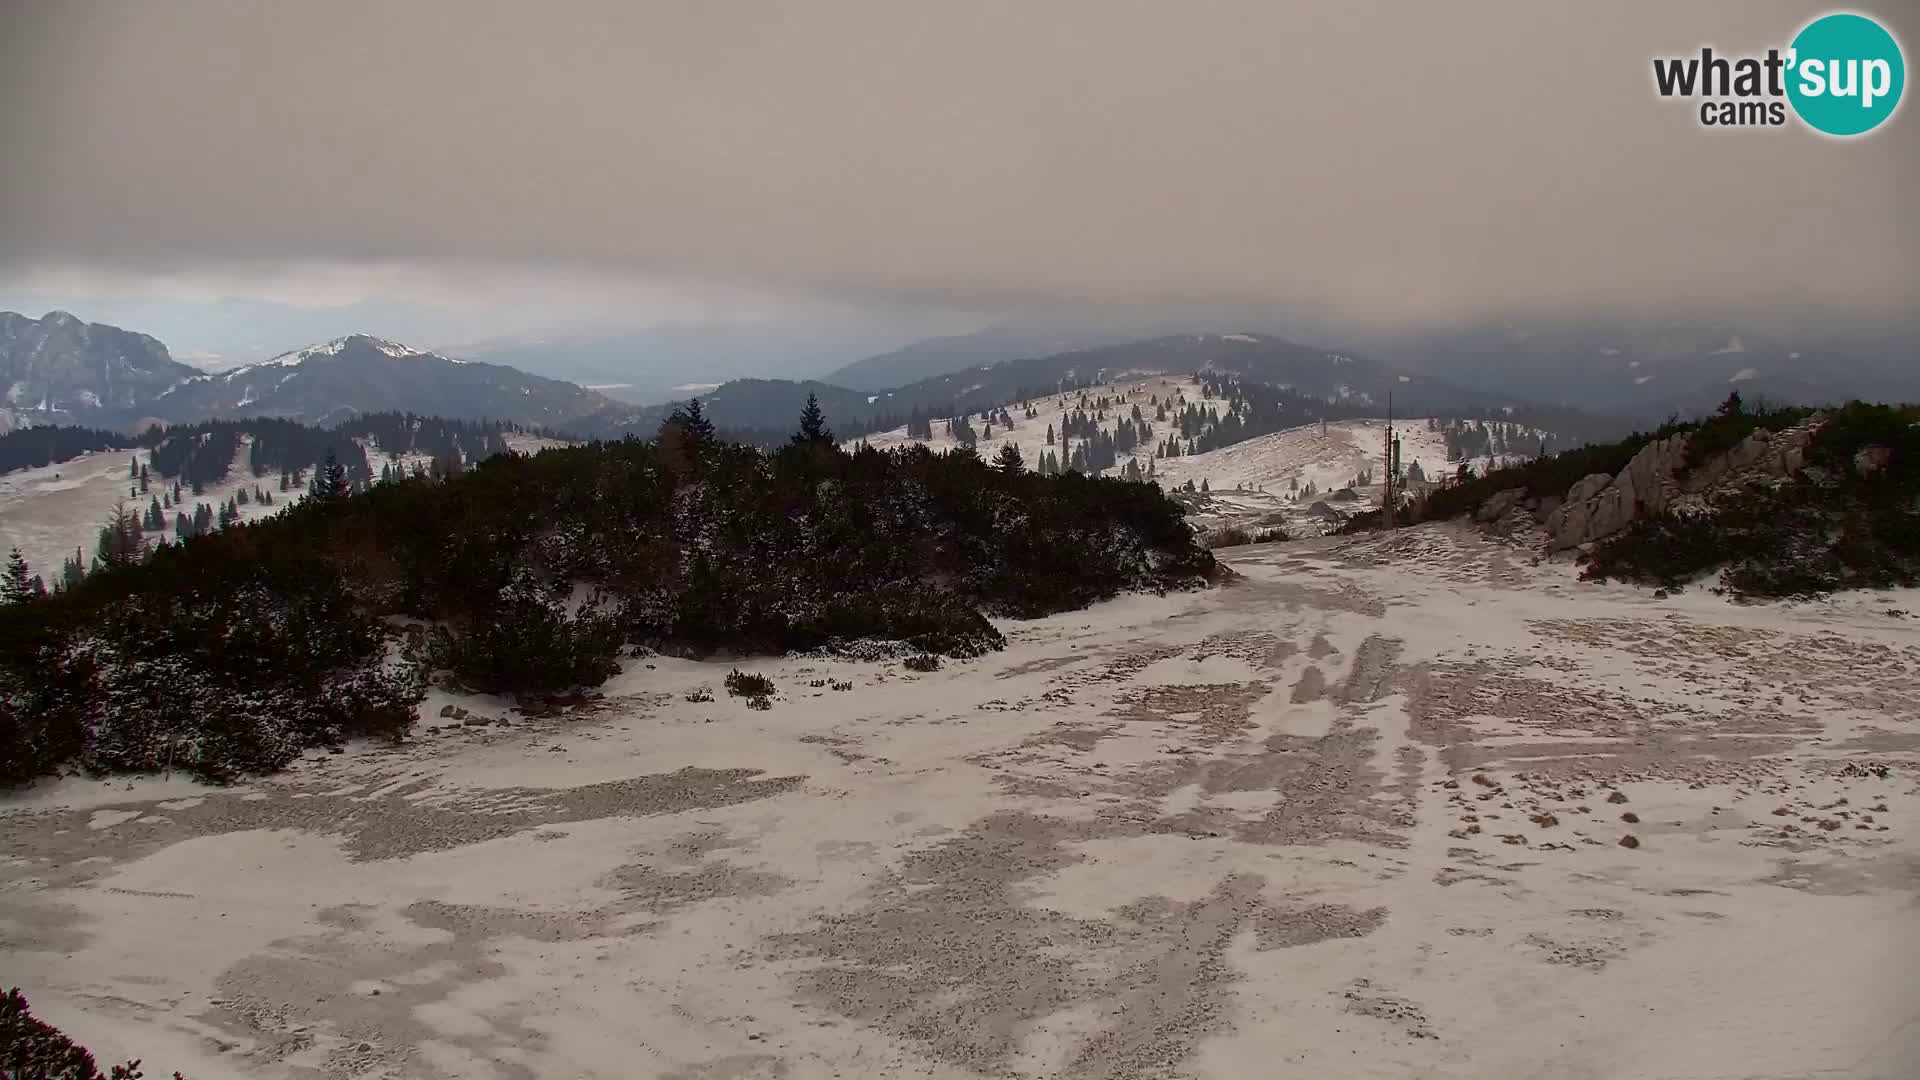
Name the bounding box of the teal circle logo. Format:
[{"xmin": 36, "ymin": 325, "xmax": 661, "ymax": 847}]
[{"xmin": 1787, "ymin": 12, "xmax": 1905, "ymax": 135}]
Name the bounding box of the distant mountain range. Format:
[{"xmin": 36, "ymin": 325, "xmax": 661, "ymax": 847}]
[
  {"xmin": 579, "ymin": 332, "xmax": 1620, "ymax": 443},
  {"xmin": 134, "ymin": 335, "xmax": 616, "ymax": 429},
  {"xmin": 1354, "ymin": 321, "xmax": 1920, "ymax": 421},
  {"xmin": 0, "ymin": 313, "xmax": 620, "ymax": 431},
  {"xmin": 440, "ymin": 317, "xmax": 983, "ymax": 404},
  {"xmin": 8, "ymin": 308, "xmax": 1910, "ymax": 448},
  {"xmin": 1, "ymin": 311, "xmax": 200, "ymax": 431},
  {"xmin": 823, "ymin": 324, "xmax": 1167, "ymax": 391}
]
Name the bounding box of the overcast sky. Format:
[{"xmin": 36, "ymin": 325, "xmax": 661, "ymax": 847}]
[{"xmin": 2, "ymin": 1, "xmax": 1915, "ymax": 361}]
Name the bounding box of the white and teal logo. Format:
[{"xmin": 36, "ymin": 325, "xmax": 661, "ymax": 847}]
[
  {"xmin": 1788, "ymin": 12, "xmax": 1904, "ymax": 134},
  {"xmin": 1652, "ymin": 10, "xmax": 1905, "ymax": 136}
]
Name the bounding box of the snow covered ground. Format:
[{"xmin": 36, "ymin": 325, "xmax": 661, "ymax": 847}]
[
  {"xmin": 6, "ymin": 523, "xmax": 1917, "ymax": 1079},
  {"xmin": 0, "ymin": 433, "xmax": 574, "ymax": 585}
]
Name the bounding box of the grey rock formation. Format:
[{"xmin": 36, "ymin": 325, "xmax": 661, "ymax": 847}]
[
  {"xmin": 1475, "ymin": 487, "xmax": 1525, "ymax": 523},
  {"xmin": 1543, "ymin": 421, "xmax": 1821, "ymax": 552}
]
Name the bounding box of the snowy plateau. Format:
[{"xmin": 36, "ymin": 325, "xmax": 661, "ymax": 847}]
[
  {"xmin": 3, "ymin": 523, "xmax": 1916, "ymax": 1079},
  {"xmin": 2, "ymin": 387, "xmax": 1915, "ymax": 1080}
]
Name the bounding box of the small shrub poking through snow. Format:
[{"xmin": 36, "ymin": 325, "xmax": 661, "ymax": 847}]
[
  {"xmin": 1208, "ymin": 526, "xmax": 1254, "ymax": 549},
  {"xmin": 903, "ymin": 653, "xmax": 942, "ymax": 672},
  {"xmin": 685, "ymin": 686, "xmax": 714, "ymax": 703},
  {"xmin": 725, "ymin": 669, "xmax": 774, "ymax": 698},
  {"xmin": 1208, "ymin": 524, "xmax": 1292, "ymax": 549},
  {"xmin": 745, "ymin": 696, "xmax": 773, "ymax": 711},
  {"xmin": 830, "ymin": 679, "xmax": 854, "ymax": 692}
]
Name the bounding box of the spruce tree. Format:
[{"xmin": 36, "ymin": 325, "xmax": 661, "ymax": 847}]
[
  {"xmin": 94, "ymin": 502, "xmax": 146, "ymax": 570},
  {"xmin": 661, "ymin": 398, "xmax": 717, "ymax": 464},
  {"xmin": 314, "ymin": 451, "xmax": 351, "ymax": 500},
  {"xmin": 681, "ymin": 398, "xmax": 716, "ymax": 444},
  {"xmin": 792, "ymin": 392, "xmax": 834, "ymax": 447},
  {"xmin": 2, "ymin": 547, "xmax": 31, "ymax": 604},
  {"xmin": 994, "ymin": 442, "xmax": 1024, "ymax": 474}
]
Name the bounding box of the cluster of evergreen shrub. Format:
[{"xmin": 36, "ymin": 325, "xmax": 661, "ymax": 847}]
[
  {"xmin": 1207, "ymin": 524, "xmax": 1289, "ymax": 548},
  {"xmin": 1, "ymin": 400, "xmax": 1212, "ymax": 784},
  {"xmin": 1, "ymin": 988, "xmax": 184, "ymax": 1079}
]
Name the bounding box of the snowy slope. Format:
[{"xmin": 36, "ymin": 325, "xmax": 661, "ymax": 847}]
[
  {"xmin": 0, "ymin": 444, "xmax": 311, "ymax": 584},
  {"xmin": 846, "ymin": 368, "xmax": 1522, "ymax": 507},
  {"xmin": 850, "ymin": 372, "xmax": 1204, "ymax": 467}
]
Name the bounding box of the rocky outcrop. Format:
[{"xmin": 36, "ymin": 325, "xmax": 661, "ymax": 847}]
[
  {"xmin": 1543, "ymin": 420, "xmax": 1822, "ymax": 552},
  {"xmin": 1475, "ymin": 488, "xmax": 1526, "ymax": 523},
  {"xmin": 1854, "ymin": 444, "xmax": 1893, "ymax": 477}
]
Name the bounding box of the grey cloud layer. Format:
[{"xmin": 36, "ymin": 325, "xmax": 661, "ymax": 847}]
[{"xmin": 3, "ymin": 1, "xmax": 1914, "ymax": 325}]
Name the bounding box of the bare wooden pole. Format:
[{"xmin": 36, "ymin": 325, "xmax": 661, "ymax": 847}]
[{"xmin": 1383, "ymin": 392, "xmax": 1396, "ymax": 529}]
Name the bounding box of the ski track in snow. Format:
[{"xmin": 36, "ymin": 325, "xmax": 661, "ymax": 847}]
[{"xmin": 5, "ymin": 523, "xmax": 1918, "ymax": 1080}]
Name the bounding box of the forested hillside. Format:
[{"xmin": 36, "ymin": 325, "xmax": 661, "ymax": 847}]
[
  {"xmin": 1, "ymin": 413, "xmax": 533, "ymax": 482},
  {"xmin": 0, "ymin": 404, "xmax": 1213, "ymax": 784}
]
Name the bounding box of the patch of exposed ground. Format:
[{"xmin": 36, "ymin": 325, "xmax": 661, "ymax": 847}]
[
  {"xmin": 1289, "ymin": 664, "xmax": 1327, "ymax": 703},
  {"xmin": 0, "ymin": 768, "xmax": 804, "ymax": 880},
  {"xmin": 1532, "ymin": 616, "xmax": 1920, "ymax": 724},
  {"xmin": 767, "ymin": 813, "xmax": 1386, "ymax": 1080},
  {"xmin": 1104, "ymin": 683, "xmax": 1268, "ymax": 745}
]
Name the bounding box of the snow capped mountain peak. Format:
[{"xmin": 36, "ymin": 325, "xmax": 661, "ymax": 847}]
[
  {"xmin": 365, "ymin": 336, "xmax": 430, "ymax": 359},
  {"xmin": 261, "ymin": 338, "xmax": 349, "ymax": 369},
  {"xmin": 232, "ymin": 334, "xmax": 435, "ymax": 378}
]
